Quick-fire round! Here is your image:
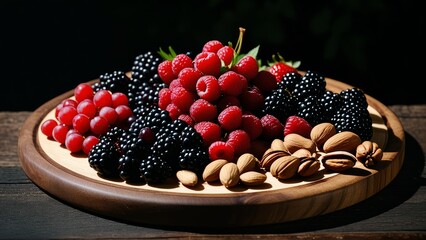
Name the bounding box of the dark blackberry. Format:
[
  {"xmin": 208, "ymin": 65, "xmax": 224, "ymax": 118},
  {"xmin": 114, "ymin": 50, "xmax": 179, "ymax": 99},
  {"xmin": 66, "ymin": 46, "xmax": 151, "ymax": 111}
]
[
  {"xmin": 152, "ymin": 126, "xmax": 181, "ymax": 170},
  {"xmin": 93, "ymin": 71, "xmax": 130, "ymax": 93},
  {"xmin": 319, "ymin": 90, "xmax": 343, "ymax": 121},
  {"xmin": 280, "ymin": 72, "xmax": 302, "ymax": 92},
  {"xmin": 118, "ymin": 154, "xmax": 143, "ymax": 183},
  {"xmin": 120, "ymin": 132, "xmax": 149, "ymax": 158},
  {"xmin": 131, "ymin": 51, "xmax": 161, "ymax": 81},
  {"xmin": 144, "ymin": 107, "xmax": 172, "ymax": 133},
  {"xmin": 292, "ymin": 70, "xmax": 326, "ymax": 103},
  {"xmin": 331, "ymin": 87, "xmax": 373, "ymax": 141},
  {"xmin": 88, "ymin": 135, "xmax": 122, "ymax": 178},
  {"xmin": 180, "ymin": 124, "xmax": 204, "ymax": 148},
  {"xmin": 178, "ymin": 146, "xmax": 209, "ymax": 175},
  {"xmin": 105, "ymin": 126, "xmax": 126, "ymax": 142},
  {"xmin": 297, "ymin": 95, "xmax": 327, "ymax": 126},
  {"xmin": 262, "ymin": 87, "xmax": 296, "ymax": 121},
  {"xmin": 139, "ymin": 154, "xmax": 173, "ymax": 184}
]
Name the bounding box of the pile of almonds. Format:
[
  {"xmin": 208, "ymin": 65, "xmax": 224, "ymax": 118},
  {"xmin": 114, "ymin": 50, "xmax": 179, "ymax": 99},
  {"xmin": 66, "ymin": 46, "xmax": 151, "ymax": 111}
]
[{"xmin": 176, "ymin": 122, "xmax": 384, "ymax": 188}]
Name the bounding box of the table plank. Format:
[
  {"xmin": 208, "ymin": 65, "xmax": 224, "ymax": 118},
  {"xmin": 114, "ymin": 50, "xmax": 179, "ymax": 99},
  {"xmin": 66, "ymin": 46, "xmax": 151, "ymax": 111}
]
[{"xmin": 1, "ymin": 107, "xmax": 425, "ymax": 238}]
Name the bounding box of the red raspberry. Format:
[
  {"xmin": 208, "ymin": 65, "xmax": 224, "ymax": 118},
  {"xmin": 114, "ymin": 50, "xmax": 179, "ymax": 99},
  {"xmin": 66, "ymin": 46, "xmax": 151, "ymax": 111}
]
[
  {"xmin": 196, "ymin": 75, "xmax": 221, "ymax": 102},
  {"xmin": 158, "ymin": 60, "xmax": 176, "ymax": 85},
  {"xmin": 194, "ymin": 121, "xmax": 222, "ymax": 146},
  {"xmin": 284, "ymin": 115, "xmax": 312, "ymax": 138},
  {"xmin": 171, "ymin": 54, "xmax": 193, "ymax": 76},
  {"xmin": 194, "ymin": 52, "xmax": 221, "ymax": 77},
  {"xmin": 232, "ymin": 55, "xmax": 259, "ymax": 81},
  {"xmin": 189, "ymin": 99, "xmax": 218, "ymax": 123},
  {"xmin": 217, "ymin": 106, "xmax": 242, "ymax": 131},
  {"xmin": 226, "ymin": 129, "xmax": 251, "ymax": 157},
  {"xmin": 171, "ymin": 87, "xmax": 196, "ymax": 113},
  {"xmin": 202, "ymin": 40, "xmax": 223, "ymax": 53},
  {"xmin": 216, "ymin": 95, "xmax": 241, "ymax": 112},
  {"xmin": 269, "ymin": 62, "xmax": 297, "ymax": 82},
  {"xmin": 158, "ymin": 88, "xmax": 172, "ymax": 110},
  {"xmin": 241, "ymin": 114, "xmax": 262, "ymax": 140},
  {"xmin": 240, "ymin": 85, "xmax": 264, "ymax": 112},
  {"xmin": 178, "ymin": 114, "xmax": 195, "ymax": 126},
  {"xmin": 217, "ymin": 71, "xmax": 247, "ymax": 96},
  {"xmin": 178, "ymin": 67, "xmax": 202, "ymax": 92},
  {"xmin": 260, "ymin": 114, "xmax": 284, "ymax": 140},
  {"xmin": 208, "ymin": 141, "xmax": 234, "ymax": 161},
  {"xmin": 217, "ymin": 46, "xmax": 234, "ymax": 66},
  {"xmin": 166, "ymin": 103, "xmax": 181, "ymax": 120},
  {"xmin": 168, "ymin": 78, "xmax": 182, "ymax": 90},
  {"xmin": 252, "ymin": 70, "xmax": 277, "ymax": 94}
]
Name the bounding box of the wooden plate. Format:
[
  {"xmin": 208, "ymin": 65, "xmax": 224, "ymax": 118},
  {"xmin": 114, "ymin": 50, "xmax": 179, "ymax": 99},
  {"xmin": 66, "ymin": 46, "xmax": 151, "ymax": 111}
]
[{"xmin": 18, "ymin": 77, "xmax": 405, "ymax": 228}]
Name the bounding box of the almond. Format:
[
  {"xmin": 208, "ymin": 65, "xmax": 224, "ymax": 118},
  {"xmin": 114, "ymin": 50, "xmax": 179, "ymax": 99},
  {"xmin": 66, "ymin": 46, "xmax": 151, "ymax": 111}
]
[
  {"xmin": 219, "ymin": 162, "xmax": 240, "ymax": 188},
  {"xmin": 202, "ymin": 159, "xmax": 228, "ymax": 182},
  {"xmin": 323, "ymin": 131, "xmax": 362, "ymax": 153},
  {"xmin": 176, "ymin": 170, "xmax": 198, "ymax": 187},
  {"xmin": 284, "ymin": 133, "xmax": 316, "ymax": 153},
  {"xmin": 310, "ymin": 122, "xmax": 336, "ymax": 150},
  {"xmin": 239, "ymin": 171, "xmax": 267, "ymax": 186},
  {"xmin": 236, "ymin": 153, "xmax": 258, "ymax": 174},
  {"xmin": 271, "ymin": 139, "xmax": 286, "ymax": 151},
  {"xmin": 270, "ymin": 155, "xmax": 300, "ymax": 180}
]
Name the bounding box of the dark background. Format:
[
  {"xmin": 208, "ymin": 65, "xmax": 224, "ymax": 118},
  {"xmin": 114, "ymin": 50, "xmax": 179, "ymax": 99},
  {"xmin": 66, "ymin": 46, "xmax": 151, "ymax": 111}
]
[{"xmin": 1, "ymin": 0, "xmax": 424, "ymax": 111}]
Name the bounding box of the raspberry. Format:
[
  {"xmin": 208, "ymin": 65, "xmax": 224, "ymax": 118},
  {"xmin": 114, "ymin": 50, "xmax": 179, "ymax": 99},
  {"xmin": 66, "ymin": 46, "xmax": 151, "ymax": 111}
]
[
  {"xmin": 208, "ymin": 141, "xmax": 234, "ymax": 161},
  {"xmin": 226, "ymin": 129, "xmax": 251, "ymax": 157},
  {"xmin": 239, "ymin": 85, "xmax": 264, "ymax": 112},
  {"xmin": 189, "ymin": 99, "xmax": 218, "ymax": 123},
  {"xmin": 166, "ymin": 103, "xmax": 181, "ymax": 120},
  {"xmin": 194, "ymin": 52, "xmax": 221, "ymax": 77},
  {"xmin": 269, "ymin": 62, "xmax": 297, "ymax": 82},
  {"xmin": 158, "ymin": 60, "xmax": 176, "ymax": 85},
  {"xmin": 252, "ymin": 70, "xmax": 277, "ymax": 94},
  {"xmin": 169, "ymin": 78, "xmax": 182, "ymax": 90},
  {"xmin": 172, "ymin": 54, "xmax": 193, "ymax": 76},
  {"xmin": 260, "ymin": 114, "xmax": 284, "ymax": 140},
  {"xmin": 194, "ymin": 121, "xmax": 222, "ymax": 146},
  {"xmin": 232, "ymin": 55, "xmax": 258, "ymax": 80},
  {"xmin": 218, "ymin": 71, "xmax": 247, "ymax": 96},
  {"xmin": 158, "ymin": 88, "xmax": 172, "ymax": 110},
  {"xmin": 284, "ymin": 115, "xmax": 312, "ymax": 138},
  {"xmin": 241, "ymin": 114, "xmax": 262, "ymax": 140},
  {"xmin": 196, "ymin": 75, "xmax": 221, "ymax": 102},
  {"xmin": 171, "ymin": 87, "xmax": 196, "ymax": 113},
  {"xmin": 217, "ymin": 46, "xmax": 234, "ymax": 66},
  {"xmin": 178, "ymin": 67, "xmax": 202, "ymax": 92},
  {"xmin": 217, "ymin": 106, "xmax": 242, "ymax": 131},
  {"xmin": 178, "ymin": 114, "xmax": 195, "ymax": 126},
  {"xmin": 202, "ymin": 40, "xmax": 223, "ymax": 53},
  {"xmin": 216, "ymin": 95, "xmax": 241, "ymax": 112}
]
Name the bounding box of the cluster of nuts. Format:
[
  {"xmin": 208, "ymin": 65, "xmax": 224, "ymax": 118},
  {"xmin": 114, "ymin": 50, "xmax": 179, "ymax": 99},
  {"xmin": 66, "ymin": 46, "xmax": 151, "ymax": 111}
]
[{"xmin": 176, "ymin": 123, "xmax": 384, "ymax": 188}]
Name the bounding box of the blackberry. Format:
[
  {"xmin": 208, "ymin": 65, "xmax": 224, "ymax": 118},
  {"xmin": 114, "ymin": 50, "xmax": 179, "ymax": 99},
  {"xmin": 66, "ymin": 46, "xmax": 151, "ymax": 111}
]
[
  {"xmin": 292, "ymin": 70, "xmax": 326, "ymax": 103},
  {"xmin": 319, "ymin": 90, "xmax": 343, "ymax": 121},
  {"xmin": 180, "ymin": 125, "xmax": 204, "ymax": 148},
  {"xmin": 139, "ymin": 154, "xmax": 173, "ymax": 184},
  {"xmin": 88, "ymin": 135, "xmax": 122, "ymax": 178},
  {"xmin": 131, "ymin": 51, "xmax": 161, "ymax": 81},
  {"xmin": 128, "ymin": 52, "xmax": 165, "ymax": 109},
  {"xmin": 144, "ymin": 107, "xmax": 172, "ymax": 133},
  {"xmin": 152, "ymin": 127, "xmax": 181, "ymax": 170},
  {"xmin": 93, "ymin": 71, "xmax": 130, "ymax": 93},
  {"xmin": 331, "ymin": 88, "xmax": 373, "ymax": 141},
  {"xmin": 262, "ymin": 87, "xmax": 296, "ymax": 121},
  {"xmin": 297, "ymin": 95, "xmax": 327, "ymax": 126},
  {"xmin": 118, "ymin": 154, "xmax": 143, "ymax": 183},
  {"xmin": 280, "ymin": 72, "xmax": 302, "ymax": 92},
  {"xmin": 178, "ymin": 146, "xmax": 209, "ymax": 175}
]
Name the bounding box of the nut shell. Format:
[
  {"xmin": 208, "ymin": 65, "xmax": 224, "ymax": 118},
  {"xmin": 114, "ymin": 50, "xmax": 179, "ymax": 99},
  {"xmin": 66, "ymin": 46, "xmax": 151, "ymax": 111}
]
[
  {"xmin": 260, "ymin": 149, "xmax": 290, "ymax": 170},
  {"xmin": 319, "ymin": 151, "xmax": 357, "ymax": 172},
  {"xmin": 270, "ymin": 155, "xmax": 300, "ymax": 179},
  {"xmin": 298, "ymin": 157, "xmax": 320, "ymax": 177}
]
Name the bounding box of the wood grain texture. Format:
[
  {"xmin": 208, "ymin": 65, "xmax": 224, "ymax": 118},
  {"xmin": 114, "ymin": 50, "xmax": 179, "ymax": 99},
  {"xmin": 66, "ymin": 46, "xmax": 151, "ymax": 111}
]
[{"xmin": 17, "ymin": 77, "xmax": 405, "ymax": 228}]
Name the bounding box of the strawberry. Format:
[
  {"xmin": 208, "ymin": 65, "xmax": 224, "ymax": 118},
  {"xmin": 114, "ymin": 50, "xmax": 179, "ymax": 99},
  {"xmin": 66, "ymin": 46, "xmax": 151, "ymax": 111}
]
[
  {"xmin": 267, "ymin": 53, "xmax": 300, "ymax": 82},
  {"xmin": 283, "ymin": 115, "xmax": 312, "ymax": 139}
]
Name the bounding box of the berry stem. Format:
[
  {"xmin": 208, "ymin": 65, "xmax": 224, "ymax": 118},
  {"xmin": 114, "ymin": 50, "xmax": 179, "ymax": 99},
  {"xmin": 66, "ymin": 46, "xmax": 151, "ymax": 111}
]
[{"xmin": 234, "ymin": 27, "xmax": 246, "ymax": 56}]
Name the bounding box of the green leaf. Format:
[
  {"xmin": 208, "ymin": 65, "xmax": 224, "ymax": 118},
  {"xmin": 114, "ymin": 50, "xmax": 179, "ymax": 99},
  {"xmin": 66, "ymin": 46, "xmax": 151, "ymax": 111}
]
[
  {"xmin": 245, "ymin": 45, "xmax": 260, "ymax": 59},
  {"xmin": 157, "ymin": 46, "xmax": 177, "ymax": 61}
]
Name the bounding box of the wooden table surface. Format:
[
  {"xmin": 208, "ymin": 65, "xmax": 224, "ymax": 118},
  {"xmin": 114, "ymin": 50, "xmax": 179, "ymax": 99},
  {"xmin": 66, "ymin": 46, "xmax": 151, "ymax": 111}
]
[{"xmin": 1, "ymin": 105, "xmax": 425, "ymax": 239}]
